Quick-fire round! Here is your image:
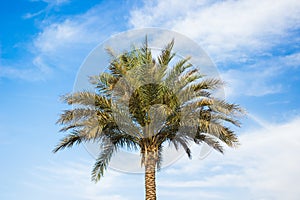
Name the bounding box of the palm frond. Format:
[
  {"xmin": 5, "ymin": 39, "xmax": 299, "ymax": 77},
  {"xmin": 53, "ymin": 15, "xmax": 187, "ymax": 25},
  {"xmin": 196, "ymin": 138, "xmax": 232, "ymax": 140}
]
[
  {"xmin": 62, "ymin": 91, "xmax": 111, "ymax": 110},
  {"xmin": 198, "ymin": 120, "xmax": 239, "ymax": 147},
  {"xmin": 56, "ymin": 108, "xmax": 105, "ymax": 125},
  {"xmin": 194, "ymin": 133, "xmax": 224, "ymax": 153},
  {"xmin": 156, "ymin": 145, "xmax": 163, "ymax": 171},
  {"xmin": 165, "ymin": 57, "xmax": 192, "ymax": 86},
  {"xmin": 175, "ymin": 137, "xmax": 192, "ymax": 159},
  {"xmin": 209, "ymin": 99, "xmax": 244, "ymax": 116},
  {"xmin": 58, "ymin": 124, "xmax": 84, "ymax": 132},
  {"xmin": 140, "ymin": 36, "xmax": 153, "ymax": 65},
  {"xmin": 158, "ymin": 39, "xmax": 174, "ymax": 65},
  {"xmin": 192, "ymin": 78, "xmax": 224, "ymax": 91},
  {"xmin": 91, "ymin": 141, "xmax": 115, "ymax": 182},
  {"xmin": 53, "ymin": 131, "xmax": 82, "ymax": 153}
]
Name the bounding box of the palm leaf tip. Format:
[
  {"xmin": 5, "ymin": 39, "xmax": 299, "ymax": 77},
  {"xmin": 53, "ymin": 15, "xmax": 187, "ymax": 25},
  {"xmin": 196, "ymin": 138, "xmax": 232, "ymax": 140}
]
[
  {"xmin": 91, "ymin": 159, "xmax": 106, "ymax": 182},
  {"xmin": 91, "ymin": 144, "xmax": 115, "ymax": 182},
  {"xmin": 52, "ymin": 133, "xmax": 82, "ymax": 153}
]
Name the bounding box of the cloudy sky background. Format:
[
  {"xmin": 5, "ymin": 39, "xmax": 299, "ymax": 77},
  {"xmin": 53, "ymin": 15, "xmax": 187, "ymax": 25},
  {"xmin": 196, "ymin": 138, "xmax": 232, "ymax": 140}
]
[{"xmin": 1, "ymin": 0, "xmax": 300, "ymax": 199}]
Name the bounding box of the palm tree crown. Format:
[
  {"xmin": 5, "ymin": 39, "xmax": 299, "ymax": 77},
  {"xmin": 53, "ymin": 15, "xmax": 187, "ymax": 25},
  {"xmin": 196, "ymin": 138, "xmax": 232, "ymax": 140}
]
[{"xmin": 54, "ymin": 39, "xmax": 243, "ymax": 200}]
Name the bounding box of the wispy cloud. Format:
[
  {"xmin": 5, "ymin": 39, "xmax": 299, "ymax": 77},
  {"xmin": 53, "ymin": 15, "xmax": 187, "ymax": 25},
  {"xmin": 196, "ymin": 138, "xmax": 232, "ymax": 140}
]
[
  {"xmin": 158, "ymin": 116, "xmax": 300, "ymax": 199},
  {"xmin": 23, "ymin": 0, "xmax": 70, "ymax": 19},
  {"xmin": 221, "ymin": 52, "xmax": 300, "ymax": 97},
  {"xmin": 130, "ymin": 0, "xmax": 300, "ymax": 63},
  {"xmin": 0, "ymin": 63, "xmax": 52, "ymax": 81},
  {"xmin": 22, "ymin": 160, "xmax": 132, "ymax": 200},
  {"xmin": 129, "ymin": 0, "xmax": 300, "ymax": 99},
  {"xmin": 32, "ymin": 8, "xmax": 107, "ymax": 63},
  {"xmin": 28, "ymin": 4, "xmax": 128, "ymax": 78},
  {"xmin": 2, "ymin": 2, "xmax": 128, "ymax": 81}
]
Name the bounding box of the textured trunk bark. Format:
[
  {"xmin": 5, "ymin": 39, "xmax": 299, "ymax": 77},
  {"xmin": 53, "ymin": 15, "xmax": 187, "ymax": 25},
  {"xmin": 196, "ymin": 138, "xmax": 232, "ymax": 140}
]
[{"xmin": 145, "ymin": 151, "xmax": 157, "ymax": 200}]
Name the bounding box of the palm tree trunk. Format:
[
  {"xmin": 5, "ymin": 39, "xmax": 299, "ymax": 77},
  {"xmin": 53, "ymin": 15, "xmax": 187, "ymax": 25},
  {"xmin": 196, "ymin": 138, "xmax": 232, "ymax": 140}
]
[{"xmin": 145, "ymin": 151, "xmax": 157, "ymax": 200}]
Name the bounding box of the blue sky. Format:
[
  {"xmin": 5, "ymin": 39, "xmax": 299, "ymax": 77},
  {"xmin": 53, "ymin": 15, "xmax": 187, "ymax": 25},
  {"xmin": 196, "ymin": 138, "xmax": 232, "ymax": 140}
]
[{"xmin": 1, "ymin": 0, "xmax": 300, "ymax": 200}]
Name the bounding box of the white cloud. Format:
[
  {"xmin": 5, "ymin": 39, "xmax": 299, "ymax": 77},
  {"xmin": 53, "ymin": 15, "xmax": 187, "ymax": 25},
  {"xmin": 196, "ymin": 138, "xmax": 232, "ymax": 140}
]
[
  {"xmin": 22, "ymin": 160, "xmax": 132, "ymax": 200},
  {"xmin": 42, "ymin": 0, "xmax": 69, "ymax": 5},
  {"xmin": 157, "ymin": 116, "xmax": 300, "ymax": 200},
  {"xmin": 0, "ymin": 50, "xmax": 53, "ymax": 81},
  {"xmin": 221, "ymin": 52, "xmax": 300, "ymax": 97},
  {"xmin": 34, "ymin": 18, "xmax": 100, "ymax": 54},
  {"xmin": 24, "ymin": 0, "xmax": 70, "ymax": 19},
  {"xmin": 2, "ymin": 2, "xmax": 126, "ymax": 81},
  {"xmin": 30, "ymin": 0, "xmax": 69, "ymax": 5},
  {"xmin": 130, "ymin": 0, "xmax": 300, "ymax": 63},
  {"xmin": 31, "ymin": 6, "xmax": 116, "ymax": 73},
  {"xmin": 129, "ymin": 0, "xmax": 300, "ymax": 98},
  {"xmin": 0, "ymin": 65, "xmax": 52, "ymax": 81}
]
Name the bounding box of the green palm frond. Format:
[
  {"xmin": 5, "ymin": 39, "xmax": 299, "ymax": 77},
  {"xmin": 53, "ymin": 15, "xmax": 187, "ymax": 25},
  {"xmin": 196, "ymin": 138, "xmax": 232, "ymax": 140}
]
[
  {"xmin": 198, "ymin": 120, "xmax": 239, "ymax": 147},
  {"xmin": 194, "ymin": 133, "xmax": 224, "ymax": 153},
  {"xmin": 53, "ymin": 131, "xmax": 83, "ymax": 153},
  {"xmin": 158, "ymin": 39, "xmax": 175, "ymax": 66},
  {"xmin": 172, "ymin": 136, "xmax": 192, "ymax": 159},
  {"xmin": 140, "ymin": 36, "xmax": 153, "ymax": 65},
  {"xmin": 156, "ymin": 145, "xmax": 163, "ymax": 170},
  {"xmin": 62, "ymin": 91, "xmax": 111, "ymax": 110},
  {"xmin": 210, "ymin": 99, "xmax": 244, "ymax": 115},
  {"xmin": 56, "ymin": 108, "xmax": 103, "ymax": 125},
  {"xmin": 58, "ymin": 124, "xmax": 84, "ymax": 132},
  {"xmin": 165, "ymin": 57, "xmax": 193, "ymax": 86},
  {"xmin": 91, "ymin": 141, "xmax": 115, "ymax": 182}
]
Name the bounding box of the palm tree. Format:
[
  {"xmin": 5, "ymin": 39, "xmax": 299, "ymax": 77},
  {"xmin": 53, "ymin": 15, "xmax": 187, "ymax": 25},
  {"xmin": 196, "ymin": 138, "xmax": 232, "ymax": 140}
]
[{"xmin": 53, "ymin": 39, "xmax": 243, "ymax": 200}]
